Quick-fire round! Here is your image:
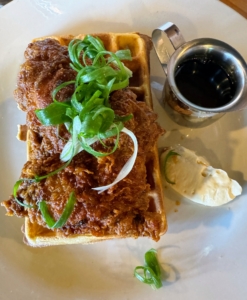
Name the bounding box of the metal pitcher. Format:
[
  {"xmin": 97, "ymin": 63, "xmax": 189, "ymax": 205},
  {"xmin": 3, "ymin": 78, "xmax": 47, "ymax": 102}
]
[{"xmin": 152, "ymin": 22, "xmax": 247, "ymax": 127}]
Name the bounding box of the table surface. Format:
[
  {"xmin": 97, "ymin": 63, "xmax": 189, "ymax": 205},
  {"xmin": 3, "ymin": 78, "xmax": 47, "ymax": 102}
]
[{"xmin": 0, "ymin": 0, "xmax": 11, "ymax": 4}]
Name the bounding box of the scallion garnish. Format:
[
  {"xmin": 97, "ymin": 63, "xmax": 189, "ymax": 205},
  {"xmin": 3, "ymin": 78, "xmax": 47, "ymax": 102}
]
[
  {"xmin": 38, "ymin": 191, "xmax": 76, "ymax": 228},
  {"xmin": 13, "ymin": 179, "xmax": 34, "ymax": 208},
  {"xmin": 134, "ymin": 249, "xmax": 163, "ymax": 290},
  {"xmin": 162, "ymin": 150, "xmax": 180, "ymax": 184},
  {"xmin": 34, "ymin": 158, "xmax": 72, "ymax": 182}
]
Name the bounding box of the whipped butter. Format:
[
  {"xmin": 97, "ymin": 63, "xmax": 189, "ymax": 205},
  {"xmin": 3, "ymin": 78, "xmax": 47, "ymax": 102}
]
[{"xmin": 161, "ymin": 145, "xmax": 242, "ymax": 206}]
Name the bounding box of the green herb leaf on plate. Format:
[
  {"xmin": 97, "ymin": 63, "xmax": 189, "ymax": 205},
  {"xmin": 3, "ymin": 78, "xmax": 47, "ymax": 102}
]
[{"xmin": 134, "ymin": 248, "xmax": 163, "ymax": 290}]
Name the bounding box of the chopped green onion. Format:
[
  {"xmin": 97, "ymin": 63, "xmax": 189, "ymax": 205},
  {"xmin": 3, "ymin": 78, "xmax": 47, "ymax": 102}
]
[
  {"xmin": 60, "ymin": 122, "xmax": 124, "ymax": 162},
  {"xmin": 162, "ymin": 150, "xmax": 180, "ymax": 184},
  {"xmin": 134, "ymin": 249, "xmax": 163, "ymax": 290},
  {"xmin": 38, "ymin": 191, "xmax": 76, "ymax": 229},
  {"xmin": 35, "ymin": 102, "xmax": 71, "ymax": 125},
  {"xmin": 98, "ymin": 122, "xmax": 124, "ymax": 139},
  {"xmin": 13, "ymin": 179, "xmax": 34, "ymax": 208},
  {"xmin": 80, "ymin": 123, "xmax": 120, "ymax": 158},
  {"xmin": 52, "ymin": 80, "xmax": 76, "ymax": 102},
  {"xmin": 114, "ymin": 114, "xmax": 133, "ymax": 123},
  {"xmin": 34, "ymin": 158, "xmax": 72, "ymax": 182},
  {"xmin": 109, "ymin": 49, "xmax": 132, "ymax": 61}
]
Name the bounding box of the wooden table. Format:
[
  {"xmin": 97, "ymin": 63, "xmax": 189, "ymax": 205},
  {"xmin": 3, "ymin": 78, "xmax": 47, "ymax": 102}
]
[
  {"xmin": 220, "ymin": 0, "xmax": 247, "ymax": 18},
  {"xmin": 0, "ymin": 0, "xmax": 12, "ymax": 7}
]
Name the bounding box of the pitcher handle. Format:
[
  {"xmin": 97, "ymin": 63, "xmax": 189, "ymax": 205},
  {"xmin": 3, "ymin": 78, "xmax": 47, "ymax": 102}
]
[{"xmin": 152, "ymin": 22, "xmax": 185, "ymax": 74}]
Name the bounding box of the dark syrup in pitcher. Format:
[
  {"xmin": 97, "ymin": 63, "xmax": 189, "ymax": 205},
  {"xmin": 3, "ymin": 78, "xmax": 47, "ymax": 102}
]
[{"xmin": 175, "ymin": 58, "xmax": 236, "ymax": 108}]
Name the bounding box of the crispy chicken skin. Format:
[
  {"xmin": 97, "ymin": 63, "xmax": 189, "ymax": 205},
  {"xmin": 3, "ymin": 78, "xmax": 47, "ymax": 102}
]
[{"xmin": 2, "ymin": 39, "xmax": 164, "ymax": 241}]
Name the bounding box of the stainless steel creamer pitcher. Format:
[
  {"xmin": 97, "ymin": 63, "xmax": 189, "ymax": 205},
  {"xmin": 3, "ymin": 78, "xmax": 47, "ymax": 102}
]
[{"xmin": 152, "ymin": 22, "xmax": 247, "ymax": 127}]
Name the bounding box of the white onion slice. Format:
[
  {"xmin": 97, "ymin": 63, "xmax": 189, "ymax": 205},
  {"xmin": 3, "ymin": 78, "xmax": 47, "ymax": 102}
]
[{"xmin": 92, "ymin": 127, "xmax": 138, "ymax": 193}]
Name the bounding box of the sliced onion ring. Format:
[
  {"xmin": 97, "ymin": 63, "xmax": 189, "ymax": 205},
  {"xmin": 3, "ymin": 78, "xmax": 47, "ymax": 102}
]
[{"xmin": 92, "ymin": 127, "xmax": 138, "ymax": 194}]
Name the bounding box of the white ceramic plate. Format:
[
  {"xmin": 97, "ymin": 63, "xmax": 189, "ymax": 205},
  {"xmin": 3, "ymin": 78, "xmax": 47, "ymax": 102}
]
[{"xmin": 1, "ymin": 0, "xmax": 247, "ymax": 299}]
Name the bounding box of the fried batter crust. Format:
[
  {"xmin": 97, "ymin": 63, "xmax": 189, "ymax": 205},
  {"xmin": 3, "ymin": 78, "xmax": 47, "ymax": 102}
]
[{"xmin": 3, "ymin": 39, "xmax": 164, "ymax": 241}]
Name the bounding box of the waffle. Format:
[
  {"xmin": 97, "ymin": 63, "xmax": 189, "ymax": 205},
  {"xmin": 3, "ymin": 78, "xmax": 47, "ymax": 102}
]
[
  {"xmin": 7, "ymin": 33, "xmax": 167, "ymax": 247},
  {"xmin": 34, "ymin": 33, "xmax": 154, "ymax": 107}
]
